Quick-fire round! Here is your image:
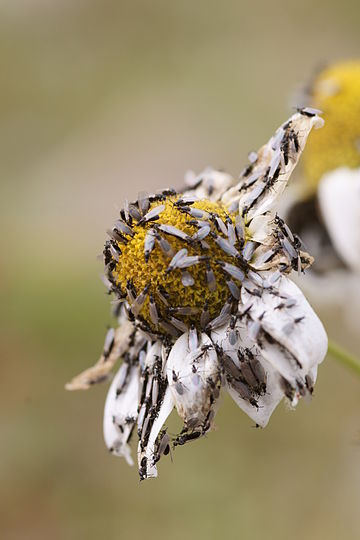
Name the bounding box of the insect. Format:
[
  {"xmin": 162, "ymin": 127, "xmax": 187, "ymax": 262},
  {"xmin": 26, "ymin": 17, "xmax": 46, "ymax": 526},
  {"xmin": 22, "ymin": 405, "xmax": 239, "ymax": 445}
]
[
  {"xmin": 188, "ymin": 325, "xmax": 199, "ymax": 352},
  {"xmin": 169, "ymin": 316, "xmax": 188, "ymax": 333},
  {"xmin": 205, "ymin": 261, "xmax": 217, "ymax": 292},
  {"xmin": 153, "ymin": 430, "xmax": 171, "ymax": 464},
  {"xmin": 103, "ymin": 327, "xmax": 115, "ymax": 359},
  {"xmin": 174, "ymin": 196, "xmax": 199, "ymax": 207},
  {"xmin": 235, "ymin": 215, "xmax": 245, "ymax": 246},
  {"xmin": 212, "ymin": 214, "xmax": 228, "ymax": 236},
  {"xmin": 138, "ymin": 204, "xmax": 165, "ymax": 225},
  {"xmin": 107, "ymin": 228, "xmax": 128, "ymax": 245},
  {"xmin": 247, "ymin": 317, "xmax": 262, "ymax": 341},
  {"xmin": 275, "ymin": 297, "xmax": 297, "ymax": 310},
  {"xmin": 179, "ymin": 206, "xmax": 210, "ymax": 220},
  {"xmin": 227, "ymin": 315, "xmax": 239, "ymax": 346},
  {"xmin": 176, "ymin": 254, "xmax": 205, "ymax": 269},
  {"xmin": 168, "ymin": 306, "xmax": 200, "ymax": 316},
  {"xmin": 181, "ymin": 271, "xmax": 195, "ymax": 286},
  {"xmin": 280, "ymin": 134, "xmax": 290, "ymax": 166},
  {"xmin": 297, "ymin": 106, "xmax": 322, "ymax": 117},
  {"xmin": 190, "ymin": 225, "xmax": 211, "ymax": 243},
  {"xmin": 137, "ymin": 191, "xmax": 150, "ymax": 215},
  {"xmin": 154, "ymin": 232, "xmax": 174, "ymax": 257},
  {"xmin": 113, "ymin": 219, "xmax": 134, "ymax": 237},
  {"xmin": 280, "ymin": 377, "xmax": 295, "ymax": 400},
  {"xmin": 109, "ymin": 242, "xmax": 121, "ymax": 262},
  {"xmin": 130, "ymin": 284, "xmax": 150, "ymax": 317},
  {"xmin": 216, "ymin": 260, "xmax": 245, "ymax": 282},
  {"xmin": 173, "ymin": 430, "xmax": 202, "ymax": 447},
  {"xmin": 149, "ymin": 294, "xmax": 159, "ymax": 326},
  {"xmin": 227, "ymin": 279, "xmax": 240, "ymax": 300},
  {"xmin": 126, "ymin": 279, "xmax": 137, "ymax": 303},
  {"xmin": 166, "ymin": 248, "xmax": 188, "ymax": 274},
  {"xmin": 200, "ymin": 302, "xmax": 211, "ymax": 330},
  {"xmin": 248, "ymin": 151, "xmax": 258, "ymax": 163},
  {"xmin": 171, "ymin": 370, "xmax": 187, "ymax": 395},
  {"xmin": 158, "ymin": 224, "xmax": 191, "ymax": 242},
  {"xmin": 128, "ymin": 203, "xmax": 142, "ymax": 222},
  {"xmin": 159, "ymin": 320, "xmax": 181, "ymax": 338},
  {"xmin": 289, "ymin": 128, "xmax": 300, "ymax": 152},
  {"xmin": 282, "ymin": 315, "xmax": 305, "ymax": 335},
  {"xmin": 144, "ymin": 230, "xmax": 156, "ymax": 262},
  {"xmin": 305, "ymin": 374, "xmax": 314, "ymax": 394},
  {"xmin": 139, "ymin": 456, "xmax": 148, "ymax": 481},
  {"xmin": 242, "ymin": 241, "xmax": 256, "ymax": 262}
]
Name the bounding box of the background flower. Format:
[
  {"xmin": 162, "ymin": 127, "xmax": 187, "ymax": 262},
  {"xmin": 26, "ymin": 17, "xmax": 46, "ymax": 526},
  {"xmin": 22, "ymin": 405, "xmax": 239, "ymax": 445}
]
[{"xmin": 285, "ymin": 60, "xmax": 360, "ymax": 334}]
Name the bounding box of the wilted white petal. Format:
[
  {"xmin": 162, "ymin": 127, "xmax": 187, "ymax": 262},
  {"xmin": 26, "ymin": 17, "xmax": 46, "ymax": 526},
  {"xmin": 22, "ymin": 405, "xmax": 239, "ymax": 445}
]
[
  {"xmin": 166, "ymin": 331, "xmax": 220, "ymax": 430},
  {"xmin": 211, "ymin": 323, "xmax": 284, "ymax": 427},
  {"xmin": 221, "ymin": 112, "xmax": 324, "ymax": 218},
  {"xmin": 251, "ymin": 244, "xmax": 289, "ymax": 271},
  {"xmin": 241, "ymin": 276, "xmax": 327, "ymax": 386},
  {"xmin": 144, "ymin": 341, "xmax": 162, "ymax": 371},
  {"xmin": 103, "ymin": 363, "xmax": 140, "ymax": 466},
  {"xmin": 247, "ymin": 214, "xmax": 273, "ymax": 244},
  {"xmin": 139, "ymin": 387, "xmax": 174, "ymax": 479},
  {"xmin": 318, "ymin": 167, "xmax": 360, "ymax": 271},
  {"xmin": 184, "ymin": 167, "xmax": 235, "ymax": 201}
]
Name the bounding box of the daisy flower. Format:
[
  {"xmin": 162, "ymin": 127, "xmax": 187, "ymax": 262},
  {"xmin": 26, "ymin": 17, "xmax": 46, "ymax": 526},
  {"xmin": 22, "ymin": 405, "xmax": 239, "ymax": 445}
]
[
  {"xmin": 66, "ymin": 110, "xmax": 327, "ymax": 480},
  {"xmin": 287, "ymin": 60, "xmax": 360, "ymax": 273}
]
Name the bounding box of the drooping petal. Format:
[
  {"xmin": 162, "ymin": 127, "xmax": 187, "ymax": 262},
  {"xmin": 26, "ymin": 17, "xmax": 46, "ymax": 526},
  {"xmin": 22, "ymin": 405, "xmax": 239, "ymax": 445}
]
[
  {"xmin": 166, "ymin": 331, "xmax": 221, "ymax": 434},
  {"xmin": 221, "ymin": 112, "xmax": 324, "ymax": 219},
  {"xmin": 247, "ymin": 214, "xmax": 273, "ymax": 244},
  {"xmin": 65, "ymin": 319, "xmax": 136, "ymax": 390},
  {"xmin": 136, "ymin": 342, "xmax": 174, "ymax": 479},
  {"xmin": 318, "ymin": 167, "xmax": 360, "ymax": 271},
  {"xmin": 211, "ymin": 322, "xmax": 284, "ymax": 427},
  {"xmin": 103, "ymin": 362, "xmax": 141, "ymax": 466},
  {"xmin": 184, "ymin": 167, "xmax": 235, "ymax": 202},
  {"xmin": 138, "ymin": 387, "xmax": 174, "ymax": 480},
  {"xmin": 241, "ymin": 275, "xmax": 328, "ymax": 394}
]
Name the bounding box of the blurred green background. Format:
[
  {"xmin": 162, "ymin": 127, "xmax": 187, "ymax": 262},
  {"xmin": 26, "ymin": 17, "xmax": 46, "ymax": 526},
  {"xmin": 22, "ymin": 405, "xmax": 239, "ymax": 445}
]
[{"xmin": 1, "ymin": 1, "xmax": 360, "ymax": 539}]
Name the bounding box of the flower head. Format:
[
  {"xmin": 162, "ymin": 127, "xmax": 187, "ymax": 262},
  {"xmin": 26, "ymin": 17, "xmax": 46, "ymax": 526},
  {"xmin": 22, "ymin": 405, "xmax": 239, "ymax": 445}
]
[
  {"xmin": 287, "ymin": 60, "xmax": 360, "ymax": 273},
  {"xmin": 66, "ymin": 111, "xmax": 327, "ymax": 480},
  {"xmin": 302, "ymin": 60, "xmax": 360, "ymax": 194}
]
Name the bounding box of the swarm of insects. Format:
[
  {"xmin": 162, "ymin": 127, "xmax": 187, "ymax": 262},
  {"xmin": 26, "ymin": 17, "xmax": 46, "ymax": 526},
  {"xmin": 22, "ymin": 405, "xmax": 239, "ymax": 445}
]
[{"xmin": 67, "ymin": 110, "xmax": 328, "ymax": 480}]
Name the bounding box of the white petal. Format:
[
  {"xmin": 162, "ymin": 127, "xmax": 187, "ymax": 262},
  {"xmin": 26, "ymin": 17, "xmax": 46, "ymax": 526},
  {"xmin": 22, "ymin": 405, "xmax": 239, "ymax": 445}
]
[
  {"xmin": 247, "ymin": 214, "xmax": 273, "ymax": 244},
  {"xmin": 293, "ymin": 269, "xmax": 360, "ymax": 336},
  {"xmin": 166, "ymin": 331, "xmax": 220, "ymax": 429},
  {"xmin": 103, "ymin": 363, "xmax": 140, "ymax": 466},
  {"xmin": 241, "ymin": 276, "xmax": 328, "ymax": 386},
  {"xmin": 318, "ymin": 167, "xmax": 360, "ymax": 271},
  {"xmin": 184, "ymin": 167, "xmax": 235, "ymax": 202},
  {"xmin": 144, "ymin": 341, "xmax": 162, "ymax": 370},
  {"xmin": 139, "ymin": 387, "xmax": 174, "ymax": 479},
  {"xmin": 221, "ymin": 112, "xmax": 323, "ymax": 218},
  {"xmin": 211, "ymin": 323, "xmax": 284, "ymax": 427}
]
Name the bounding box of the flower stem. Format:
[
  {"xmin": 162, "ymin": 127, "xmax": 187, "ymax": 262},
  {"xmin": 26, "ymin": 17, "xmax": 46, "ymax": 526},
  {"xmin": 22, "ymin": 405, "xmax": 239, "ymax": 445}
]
[{"xmin": 328, "ymin": 340, "xmax": 360, "ymax": 377}]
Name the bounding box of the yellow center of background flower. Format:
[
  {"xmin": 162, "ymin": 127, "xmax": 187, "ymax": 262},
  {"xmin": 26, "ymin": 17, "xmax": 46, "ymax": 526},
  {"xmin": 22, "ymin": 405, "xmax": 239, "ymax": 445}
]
[
  {"xmin": 113, "ymin": 198, "xmax": 245, "ymax": 333},
  {"xmin": 302, "ymin": 60, "xmax": 360, "ymax": 194}
]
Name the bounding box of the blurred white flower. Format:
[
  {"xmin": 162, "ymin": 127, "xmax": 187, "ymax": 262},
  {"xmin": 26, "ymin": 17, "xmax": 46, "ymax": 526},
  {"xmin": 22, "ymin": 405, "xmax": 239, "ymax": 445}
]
[
  {"xmin": 66, "ymin": 111, "xmax": 327, "ymax": 480},
  {"xmin": 318, "ymin": 167, "xmax": 360, "ymax": 272},
  {"xmin": 284, "ymin": 61, "xmax": 360, "ymax": 332}
]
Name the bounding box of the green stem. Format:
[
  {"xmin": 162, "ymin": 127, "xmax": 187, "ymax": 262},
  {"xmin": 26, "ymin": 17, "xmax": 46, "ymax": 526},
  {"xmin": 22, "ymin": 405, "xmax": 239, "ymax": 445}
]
[{"xmin": 328, "ymin": 340, "xmax": 360, "ymax": 377}]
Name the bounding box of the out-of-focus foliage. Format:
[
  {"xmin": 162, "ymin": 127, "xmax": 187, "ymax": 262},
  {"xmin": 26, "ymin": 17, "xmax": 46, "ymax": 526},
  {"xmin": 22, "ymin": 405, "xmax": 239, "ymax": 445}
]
[{"xmin": 1, "ymin": 1, "xmax": 360, "ymax": 539}]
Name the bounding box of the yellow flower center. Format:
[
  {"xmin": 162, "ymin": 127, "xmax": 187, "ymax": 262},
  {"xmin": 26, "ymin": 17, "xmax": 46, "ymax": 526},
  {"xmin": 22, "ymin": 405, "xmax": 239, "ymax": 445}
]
[
  {"xmin": 303, "ymin": 60, "xmax": 360, "ymax": 194},
  {"xmin": 105, "ymin": 196, "xmax": 249, "ymax": 336}
]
